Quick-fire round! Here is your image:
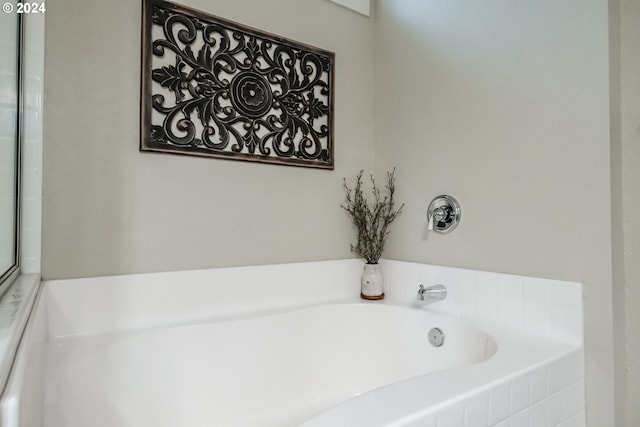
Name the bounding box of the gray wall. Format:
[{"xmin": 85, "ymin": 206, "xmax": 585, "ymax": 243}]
[
  {"xmin": 42, "ymin": 0, "xmax": 375, "ymax": 279},
  {"xmin": 373, "ymin": 1, "xmax": 614, "ymax": 426},
  {"xmin": 620, "ymin": 0, "xmax": 640, "ymax": 418},
  {"xmin": 612, "ymin": 0, "xmax": 640, "ymax": 424}
]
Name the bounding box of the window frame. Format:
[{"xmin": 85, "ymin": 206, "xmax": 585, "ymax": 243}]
[{"xmin": 0, "ymin": 10, "xmax": 23, "ymax": 294}]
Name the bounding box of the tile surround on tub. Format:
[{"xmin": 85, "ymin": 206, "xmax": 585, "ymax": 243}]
[
  {"xmin": 21, "ymin": 10, "xmax": 45, "ymax": 274},
  {"xmin": 378, "ymin": 348, "xmax": 585, "ymax": 427},
  {"xmin": 375, "ymin": 259, "xmax": 585, "ymax": 427},
  {"xmin": 380, "ymin": 259, "xmax": 584, "ymax": 344}
]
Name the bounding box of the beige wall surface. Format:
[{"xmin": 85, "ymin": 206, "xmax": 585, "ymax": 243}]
[
  {"xmin": 615, "ymin": 0, "xmax": 640, "ymax": 424},
  {"xmin": 609, "ymin": 0, "xmax": 625, "ymax": 425},
  {"xmin": 42, "ymin": 0, "xmax": 375, "ymax": 279},
  {"xmin": 373, "ymin": 1, "xmax": 614, "ymax": 426}
]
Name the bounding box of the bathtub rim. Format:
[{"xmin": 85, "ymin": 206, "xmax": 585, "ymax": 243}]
[{"xmin": 0, "ymin": 274, "xmax": 42, "ymax": 427}]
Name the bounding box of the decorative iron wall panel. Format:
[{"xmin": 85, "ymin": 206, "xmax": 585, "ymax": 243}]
[{"xmin": 141, "ymin": 0, "xmax": 335, "ymax": 169}]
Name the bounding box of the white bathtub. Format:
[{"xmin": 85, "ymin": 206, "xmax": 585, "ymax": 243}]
[
  {"xmin": 43, "ymin": 303, "xmax": 496, "ymax": 427},
  {"xmin": 2, "ymin": 259, "xmax": 586, "ymax": 426}
]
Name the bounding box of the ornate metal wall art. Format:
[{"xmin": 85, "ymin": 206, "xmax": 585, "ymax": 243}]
[{"xmin": 141, "ymin": 0, "xmax": 335, "ymax": 169}]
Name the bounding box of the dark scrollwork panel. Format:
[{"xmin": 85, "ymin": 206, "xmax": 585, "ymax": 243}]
[{"xmin": 141, "ymin": 0, "xmax": 335, "ymax": 169}]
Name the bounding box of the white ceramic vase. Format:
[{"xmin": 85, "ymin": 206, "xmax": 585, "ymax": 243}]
[{"xmin": 361, "ymin": 263, "xmax": 384, "ymax": 300}]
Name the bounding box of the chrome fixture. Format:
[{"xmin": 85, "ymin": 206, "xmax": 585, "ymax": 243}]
[
  {"xmin": 417, "ymin": 284, "xmax": 447, "ymax": 302},
  {"xmin": 428, "ymin": 327, "xmax": 445, "ymax": 347},
  {"xmin": 427, "ymin": 195, "xmax": 461, "ymax": 234}
]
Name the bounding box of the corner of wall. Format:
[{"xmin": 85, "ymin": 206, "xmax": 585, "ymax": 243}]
[{"xmin": 608, "ymin": 0, "xmax": 626, "ymax": 425}]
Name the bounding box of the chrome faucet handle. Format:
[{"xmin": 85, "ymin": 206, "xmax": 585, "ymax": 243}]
[
  {"xmin": 427, "ymin": 206, "xmax": 449, "ymax": 231},
  {"xmin": 426, "ymin": 195, "xmax": 461, "ymax": 234},
  {"xmin": 427, "ymin": 215, "xmax": 434, "ymax": 231}
]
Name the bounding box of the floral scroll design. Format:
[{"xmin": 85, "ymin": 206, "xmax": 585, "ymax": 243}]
[{"xmin": 141, "ymin": 0, "xmax": 335, "ymax": 169}]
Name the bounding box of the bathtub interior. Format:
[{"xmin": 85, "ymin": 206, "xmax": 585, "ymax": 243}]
[
  {"xmin": 40, "ymin": 303, "xmax": 496, "ymax": 427},
  {"xmin": 1, "ymin": 259, "xmax": 585, "ymax": 427}
]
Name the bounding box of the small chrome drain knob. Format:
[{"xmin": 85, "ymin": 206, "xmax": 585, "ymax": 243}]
[{"xmin": 428, "ymin": 327, "xmax": 445, "ymax": 347}]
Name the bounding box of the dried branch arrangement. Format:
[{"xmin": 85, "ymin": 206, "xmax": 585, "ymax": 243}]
[{"xmin": 341, "ymin": 169, "xmax": 404, "ymax": 264}]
